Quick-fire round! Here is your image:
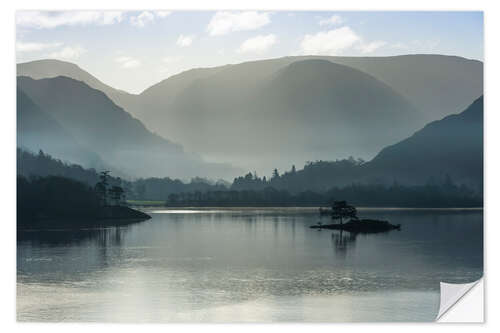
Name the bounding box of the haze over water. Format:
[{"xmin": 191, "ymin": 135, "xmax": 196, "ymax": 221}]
[{"xmin": 17, "ymin": 208, "xmax": 483, "ymax": 322}]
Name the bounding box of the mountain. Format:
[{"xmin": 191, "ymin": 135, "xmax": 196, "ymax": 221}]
[
  {"xmin": 17, "ymin": 55, "xmax": 483, "ymax": 125},
  {"xmin": 127, "ymin": 59, "xmax": 423, "ymax": 173},
  {"xmin": 17, "ymin": 76, "xmax": 240, "ymax": 179},
  {"xmin": 136, "ymin": 66, "xmax": 229, "ymax": 120},
  {"xmin": 363, "ymin": 96, "xmax": 483, "ymax": 188},
  {"xmin": 231, "ymin": 96, "xmax": 483, "ymax": 192},
  {"xmin": 300, "ymin": 54, "xmax": 483, "ymax": 120},
  {"xmin": 131, "ymin": 54, "xmax": 482, "ymax": 124},
  {"xmin": 17, "ymin": 55, "xmax": 483, "ymax": 175},
  {"xmin": 17, "ymin": 59, "xmax": 137, "ymax": 112},
  {"xmin": 17, "ymin": 88, "xmax": 104, "ymax": 169},
  {"xmin": 127, "ymin": 55, "xmax": 481, "ymax": 174}
]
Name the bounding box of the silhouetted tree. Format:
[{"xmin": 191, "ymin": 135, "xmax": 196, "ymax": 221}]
[
  {"xmin": 331, "ymin": 201, "xmax": 358, "ymax": 224},
  {"xmin": 109, "ymin": 185, "xmax": 125, "ymax": 205},
  {"xmin": 95, "ymin": 171, "xmax": 110, "ymax": 206}
]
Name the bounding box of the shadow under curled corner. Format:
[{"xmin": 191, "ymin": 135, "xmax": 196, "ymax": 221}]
[{"xmin": 436, "ymin": 278, "xmax": 484, "ymax": 322}]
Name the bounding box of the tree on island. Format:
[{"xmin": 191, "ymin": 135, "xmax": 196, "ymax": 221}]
[
  {"xmin": 94, "ymin": 171, "xmax": 125, "ymax": 206},
  {"xmin": 331, "ymin": 201, "xmax": 358, "ymax": 224},
  {"xmin": 109, "ymin": 185, "xmax": 125, "ymax": 205},
  {"xmin": 95, "ymin": 171, "xmax": 110, "ymax": 206}
]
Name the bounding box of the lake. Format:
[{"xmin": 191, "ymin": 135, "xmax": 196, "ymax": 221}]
[{"xmin": 17, "ymin": 208, "xmax": 483, "ymax": 322}]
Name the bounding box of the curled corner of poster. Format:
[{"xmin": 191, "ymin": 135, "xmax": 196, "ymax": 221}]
[{"xmin": 436, "ymin": 278, "xmax": 484, "ymax": 323}]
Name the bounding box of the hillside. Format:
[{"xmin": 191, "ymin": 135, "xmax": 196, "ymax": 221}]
[
  {"xmin": 17, "ymin": 55, "xmax": 483, "ymax": 175},
  {"xmin": 131, "ymin": 59, "xmax": 423, "ymax": 173},
  {"xmin": 300, "ymin": 54, "xmax": 483, "ymax": 120},
  {"xmin": 17, "ymin": 88, "xmax": 104, "ymax": 169},
  {"xmin": 17, "ymin": 76, "xmax": 240, "ymax": 179},
  {"xmin": 131, "ymin": 54, "xmax": 482, "ymax": 123},
  {"xmin": 231, "ymin": 96, "xmax": 483, "ymax": 192},
  {"xmin": 364, "ymin": 96, "xmax": 483, "ymax": 188},
  {"xmin": 17, "ymin": 59, "xmax": 137, "ymax": 112}
]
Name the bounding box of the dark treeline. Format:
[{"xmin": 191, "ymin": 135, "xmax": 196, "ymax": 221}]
[
  {"xmin": 18, "ymin": 148, "xmax": 102, "ymax": 186},
  {"xmin": 167, "ymin": 181, "xmax": 482, "ymax": 208},
  {"xmin": 18, "ymin": 175, "xmax": 102, "ymax": 224},
  {"xmin": 232, "ymin": 157, "xmax": 365, "ymax": 193},
  {"xmin": 18, "ymin": 148, "xmax": 229, "ymax": 201},
  {"xmin": 18, "ymin": 149, "xmax": 482, "ymax": 207},
  {"xmin": 18, "ymin": 171, "xmax": 149, "ymax": 228}
]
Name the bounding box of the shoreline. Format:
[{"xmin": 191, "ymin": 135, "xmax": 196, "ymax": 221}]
[
  {"xmin": 136, "ymin": 206, "xmax": 484, "ymax": 211},
  {"xmin": 17, "ymin": 206, "xmax": 151, "ymax": 231}
]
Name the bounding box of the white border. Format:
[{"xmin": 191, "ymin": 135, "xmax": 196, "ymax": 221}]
[{"xmin": 2, "ymin": 0, "xmax": 498, "ymax": 331}]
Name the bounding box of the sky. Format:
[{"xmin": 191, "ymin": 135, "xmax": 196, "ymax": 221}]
[{"xmin": 16, "ymin": 11, "xmax": 483, "ymax": 94}]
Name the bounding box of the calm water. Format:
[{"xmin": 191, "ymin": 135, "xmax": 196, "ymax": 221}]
[{"xmin": 17, "ymin": 208, "xmax": 483, "ymax": 322}]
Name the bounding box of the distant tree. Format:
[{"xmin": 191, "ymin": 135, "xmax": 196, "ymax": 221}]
[
  {"xmin": 95, "ymin": 171, "xmax": 110, "ymax": 206},
  {"xmin": 272, "ymin": 168, "xmax": 280, "ymax": 179},
  {"xmin": 109, "ymin": 185, "xmax": 125, "ymax": 205},
  {"xmin": 331, "ymin": 201, "xmax": 358, "ymax": 224},
  {"xmin": 291, "ymin": 165, "xmax": 296, "ymax": 174}
]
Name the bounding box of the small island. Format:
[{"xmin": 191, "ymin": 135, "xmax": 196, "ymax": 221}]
[
  {"xmin": 18, "ymin": 171, "xmax": 151, "ymax": 230},
  {"xmin": 311, "ymin": 201, "xmax": 401, "ymax": 233}
]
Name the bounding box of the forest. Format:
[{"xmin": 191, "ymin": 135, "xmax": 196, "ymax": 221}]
[
  {"xmin": 17, "ymin": 166, "xmax": 149, "ymax": 228},
  {"xmin": 17, "ymin": 149, "xmax": 482, "ymax": 208},
  {"xmin": 165, "ymin": 181, "xmax": 482, "ymax": 208}
]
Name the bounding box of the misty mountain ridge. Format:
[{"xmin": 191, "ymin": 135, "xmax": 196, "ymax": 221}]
[
  {"xmin": 364, "ymin": 95, "xmax": 483, "ymax": 188},
  {"xmin": 231, "ymin": 96, "xmax": 483, "ymax": 193},
  {"xmin": 17, "ymin": 59, "xmax": 138, "ymax": 112},
  {"xmin": 17, "ymin": 75, "xmax": 242, "ymax": 180},
  {"xmin": 17, "ymin": 55, "xmax": 483, "ymax": 179},
  {"xmin": 17, "ymin": 88, "xmax": 105, "ymax": 170},
  {"xmin": 18, "ymin": 55, "xmax": 482, "ymax": 124},
  {"xmin": 17, "ymin": 96, "xmax": 483, "ymax": 197},
  {"xmin": 120, "ymin": 58, "xmax": 425, "ymax": 173}
]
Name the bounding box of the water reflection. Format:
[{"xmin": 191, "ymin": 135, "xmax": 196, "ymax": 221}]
[
  {"xmin": 331, "ymin": 231, "xmax": 357, "ymax": 258},
  {"xmin": 18, "ymin": 226, "xmax": 130, "ymax": 247},
  {"xmin": 17, "ymin": 208, "xmax": 483, "ymax": 322}
]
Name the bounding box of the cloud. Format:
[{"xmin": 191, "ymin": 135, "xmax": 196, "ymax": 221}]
[
  {"xmin": 48, "ymin": 45, "xmax": 86, "ymax": 59},
  {"xmin": 16, "ymin": 11, "xmax": 123, "ymax": 29},
  {"xmin": 16, "ymin": 41, "xmax": 62, "ymax": 52},
  {"xmin": 237, "ymin": 34, "xmax": 277, "ymax": 54},
  {"xmin": 156, "ymin": 11, "xmax": 172, "ymax": 18},
  {"xmin": 319, "ymin": 15, "xmax": 344, "ymax": 26},
  {"xmin": 130, "ymin": 11, "xmax": 155, "ymax": 27},
  {"xmin": 358, "ymin": 40, "xmax": 387, "ymax": 53},
  {"xmin": 300, "ymin": 26, "xmax": 387, "ymax": 55},
  {"xmin": 176, "ymin": 34, "xmax": 195, "ymax": 47},
  {"xmin": 207, "ymin": 11, "xmax": 271, "ymax": 36},
  {"xmin": 129, "ymin": 11, "xmax": 171, "ymax": 27},
  {"xmin": 300, "ymin": 27, "xmax": 361, "ymax": 55},
  {"xmin": 115, "ymin": 56, "xmax": 142, "ymax": 68}
]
